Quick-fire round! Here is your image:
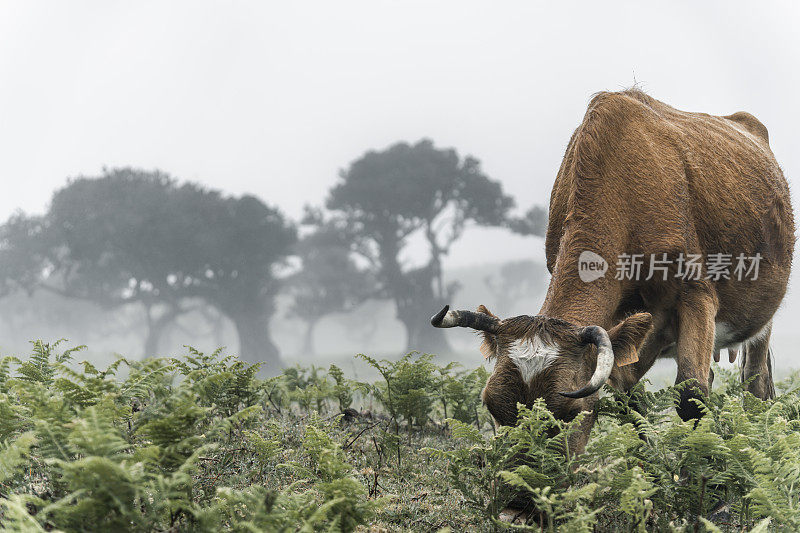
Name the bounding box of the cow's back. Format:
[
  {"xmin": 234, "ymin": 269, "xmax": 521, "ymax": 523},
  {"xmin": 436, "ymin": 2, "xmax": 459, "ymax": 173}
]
[
  {"xmin": 545, "ymin": 90, "xmax": 794, "ymax": 331},
  {"xmin": 547, "ymin": 90, "xmax": 793, "ymax": 271},
  {"xmin": 648, "ymin": 94, "xmax": 792, "ymax": 264}
]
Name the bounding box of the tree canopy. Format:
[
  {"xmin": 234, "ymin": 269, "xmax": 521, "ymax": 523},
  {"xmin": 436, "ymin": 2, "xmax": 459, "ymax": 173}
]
[
  {"xmin": 325, "ymin": 139, "xmax": 515, "ymax": 353},
  {"xmin": 0, "ymin": 168, "xmax": 296, "ymax": 371}
]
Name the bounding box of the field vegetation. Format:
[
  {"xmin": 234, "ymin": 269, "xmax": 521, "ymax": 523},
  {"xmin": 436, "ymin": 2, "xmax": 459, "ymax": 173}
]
[{"xmin": 0, "ymin": 342, "xmax": 796, "ymax": 531}]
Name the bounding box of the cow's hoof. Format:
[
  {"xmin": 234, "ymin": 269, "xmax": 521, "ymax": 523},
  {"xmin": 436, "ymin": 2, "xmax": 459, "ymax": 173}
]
[
  {"xmin": 498, "ymin": 507, "xmax": 529, "ymax": 524},
  {"xmin": 676, "ymin": 388, "xmax": 705, "ymax": 422}
]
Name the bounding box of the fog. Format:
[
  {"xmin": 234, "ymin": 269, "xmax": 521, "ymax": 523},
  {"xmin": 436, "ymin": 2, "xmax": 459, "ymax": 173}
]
[{"xmin": 1, "ymin": 1, "xmax": 800, "ymax": 375}]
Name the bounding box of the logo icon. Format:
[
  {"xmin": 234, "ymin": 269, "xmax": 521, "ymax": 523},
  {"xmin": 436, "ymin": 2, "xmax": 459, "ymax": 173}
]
[{"xmin": 578, "ymin": 251, "xmax": 607, "ymax": 283}]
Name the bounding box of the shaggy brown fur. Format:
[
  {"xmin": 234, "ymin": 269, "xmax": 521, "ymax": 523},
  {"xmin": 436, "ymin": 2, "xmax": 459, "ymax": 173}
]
[{"xmin": 477, "ymin": 89, "xmax": 794, "ymax": 454}]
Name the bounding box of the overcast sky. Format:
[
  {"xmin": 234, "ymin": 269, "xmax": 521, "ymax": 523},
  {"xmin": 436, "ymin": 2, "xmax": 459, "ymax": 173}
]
[{"xmin": 2, "ymin": 1, "xmax": 799, "ymax": 272}]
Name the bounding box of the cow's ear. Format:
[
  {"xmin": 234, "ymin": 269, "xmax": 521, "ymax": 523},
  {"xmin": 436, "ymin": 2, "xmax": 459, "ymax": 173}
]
[
  {"xmin": 607, "ymin": 313, "xmax": 653, "ymax": 367},
  {"xmin": 476, "ymin": 305, "xmax": 499, "ymax": 359}
]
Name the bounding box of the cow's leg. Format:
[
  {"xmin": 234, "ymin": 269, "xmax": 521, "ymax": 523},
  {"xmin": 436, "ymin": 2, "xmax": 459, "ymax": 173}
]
[
  {"xmin": 675, "ymin": 289, "xmax": 717, "ymax": 421},
  {"xmin": 740, "ymin": 323, "xmax": 775, "ymax": 400}
]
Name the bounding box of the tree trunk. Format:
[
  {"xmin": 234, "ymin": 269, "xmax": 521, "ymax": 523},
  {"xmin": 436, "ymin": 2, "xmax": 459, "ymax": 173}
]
[
  {"xmin": 378, "ymin": 227, "xmax": 453, "ymax": 354},
  {"xmin": 396, "ymin": 288, "xmax": 452, "ymax": 354},
  {"xmin": 142, "ymin": 304, "xmax": 182, "ymax": 358},
  {"xmin": 230, "ymin": 309, "xmax": 283, "ymax": 374},
  {"xmin": 300, "ymin": 319, "xmax": 317, "ymax": 356},
  {"xmin": 402, "ymin": 314, "xmax": 451, "ymax": 354},
  {"xmin": 143, "ymin": 326, "xmax": 162, "ymax": 358}
]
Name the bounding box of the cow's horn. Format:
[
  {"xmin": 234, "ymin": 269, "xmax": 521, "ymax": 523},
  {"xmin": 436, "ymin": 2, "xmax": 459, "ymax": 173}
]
[
  {"xmin": 430, "ymin": 305, "xmax": 500, "ymax": 333},
  {"xmin": 559, "ymin": 325, "xmax": 614, "ymax": 399}
]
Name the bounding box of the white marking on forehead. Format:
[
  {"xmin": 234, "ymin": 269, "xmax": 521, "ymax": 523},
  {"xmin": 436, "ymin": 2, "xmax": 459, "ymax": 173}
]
[{"xmin": 508, "ymin": 334, "xmax": 560, "ymax": 384}]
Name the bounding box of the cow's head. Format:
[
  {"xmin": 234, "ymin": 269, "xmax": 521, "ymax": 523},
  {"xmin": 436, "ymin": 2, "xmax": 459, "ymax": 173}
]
[{"xmin": 430, "ymin": 305, "xmax": 653, "ymax": 422}]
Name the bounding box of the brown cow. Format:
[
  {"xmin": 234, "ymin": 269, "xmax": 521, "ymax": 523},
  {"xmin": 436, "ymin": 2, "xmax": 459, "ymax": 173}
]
[{"xmin": 431, "ymin": 89, "xmax": 794, "ymax": 458}]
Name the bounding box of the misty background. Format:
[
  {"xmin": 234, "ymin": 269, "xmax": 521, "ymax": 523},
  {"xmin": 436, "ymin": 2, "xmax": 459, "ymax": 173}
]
[{"xmin": 1, "ymin": 1, "xmax": 799, "ymax": 377}]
